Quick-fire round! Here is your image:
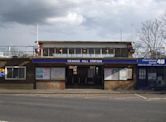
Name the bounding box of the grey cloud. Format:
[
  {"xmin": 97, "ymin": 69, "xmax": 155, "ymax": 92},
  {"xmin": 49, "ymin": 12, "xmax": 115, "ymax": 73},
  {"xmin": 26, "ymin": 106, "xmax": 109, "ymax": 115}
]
[{"xmin": 0, "ymin": 0, "xmax": 75, "ymax": 25}]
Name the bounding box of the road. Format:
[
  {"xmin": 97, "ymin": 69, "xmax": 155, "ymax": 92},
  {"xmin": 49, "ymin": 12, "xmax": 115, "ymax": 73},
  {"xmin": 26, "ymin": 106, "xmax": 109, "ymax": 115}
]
[{"xmin": 0, "ymin": 94, "xmax": 166, "ymax": 122}]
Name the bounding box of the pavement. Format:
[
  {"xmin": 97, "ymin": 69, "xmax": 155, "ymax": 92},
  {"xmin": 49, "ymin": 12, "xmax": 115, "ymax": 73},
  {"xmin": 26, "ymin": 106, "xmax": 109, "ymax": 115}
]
[{"xmin": 0, "ymin": 89, "xmax": 166, "ymax": 94}]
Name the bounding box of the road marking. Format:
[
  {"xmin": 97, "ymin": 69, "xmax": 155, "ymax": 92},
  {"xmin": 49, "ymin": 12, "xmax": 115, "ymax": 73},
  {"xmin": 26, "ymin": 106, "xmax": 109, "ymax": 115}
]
[
  {"xmin": 134, "ymin": 94, "xmax": 147, "ymax": 100},
  {"xmin": 0, "ymin": 120, "xmax": 8, "ymax": 122},
  {"xmin": 148, "ymin": 98, "xmax": 166, "ymax": 101}
]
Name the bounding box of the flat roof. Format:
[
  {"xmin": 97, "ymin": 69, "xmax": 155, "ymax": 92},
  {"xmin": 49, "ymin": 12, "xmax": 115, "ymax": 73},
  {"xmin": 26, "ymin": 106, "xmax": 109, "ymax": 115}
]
[{"xmin": 36, "ymin": 40, "xmax": 132, "ymax": 44}]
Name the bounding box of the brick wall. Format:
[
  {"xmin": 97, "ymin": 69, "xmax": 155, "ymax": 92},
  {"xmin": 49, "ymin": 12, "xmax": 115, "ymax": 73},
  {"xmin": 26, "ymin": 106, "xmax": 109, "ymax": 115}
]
[
  {"xmin": 104, "ymin": 80, "xmax": 135, "ymax": 90},
  {"xmin": 0, "ymin": 58, "xmax": 35, "ymax": 89},
  {"xmin": 36, "ymin": 81, "xmax": 65, "ymax": 89}
]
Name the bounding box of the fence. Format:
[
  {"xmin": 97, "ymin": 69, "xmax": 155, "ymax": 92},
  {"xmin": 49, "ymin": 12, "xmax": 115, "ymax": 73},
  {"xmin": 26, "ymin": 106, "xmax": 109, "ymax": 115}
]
[{"xmin": 0, "ymin": 46, "xmax": 35, "ymax": 58}]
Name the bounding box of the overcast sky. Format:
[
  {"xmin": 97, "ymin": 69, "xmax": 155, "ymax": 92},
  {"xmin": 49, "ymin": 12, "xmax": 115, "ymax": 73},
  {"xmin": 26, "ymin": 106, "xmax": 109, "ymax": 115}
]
[{"xmin": 0, "ymin": 0, "xmax": 166, "ymax": 45}]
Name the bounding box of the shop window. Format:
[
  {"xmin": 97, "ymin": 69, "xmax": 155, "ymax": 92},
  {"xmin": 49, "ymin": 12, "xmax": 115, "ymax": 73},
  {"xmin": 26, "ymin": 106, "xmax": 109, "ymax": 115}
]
[
  {"xmin": 104, "ymin": 68, "xmax": 133, "ymax": 80},
  {"xmin": 35, "ymin": 67, "xmax": 65, "ymax": 80},
  {"xmin": 5, "ymin": 66, "xmax": 26, "ymax": 80},
  {"xmin": 139, "ymin": 68, "xmax": 146, "ymax": 80},
  {"xmin": 51, "ymin": 68, "xmax": 65, "ymax": 80},
  {"xmin": 147, "ymin": 68, "xmax": 157, "ymax": 80},
  {"xmin": 35, "ymin": 68, "xmax": 50, "ymax": 80}
]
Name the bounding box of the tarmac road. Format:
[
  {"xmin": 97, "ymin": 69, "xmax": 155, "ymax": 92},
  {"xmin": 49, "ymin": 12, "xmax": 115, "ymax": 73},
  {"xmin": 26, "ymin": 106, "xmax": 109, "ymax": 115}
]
[{"xmin": 0, "ymin": 94, "xmax": 166, "ymax": 122}]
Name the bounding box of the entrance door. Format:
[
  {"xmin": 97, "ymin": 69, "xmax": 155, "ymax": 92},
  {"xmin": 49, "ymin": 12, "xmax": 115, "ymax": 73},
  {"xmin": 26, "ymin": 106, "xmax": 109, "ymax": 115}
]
[
  {"xmin": 137, "ymin": 68, "xmax": 148, "ymax": 89},
  {"xmin": 66, "ymin": 65, "xmax": 103, "ymax": 89}
]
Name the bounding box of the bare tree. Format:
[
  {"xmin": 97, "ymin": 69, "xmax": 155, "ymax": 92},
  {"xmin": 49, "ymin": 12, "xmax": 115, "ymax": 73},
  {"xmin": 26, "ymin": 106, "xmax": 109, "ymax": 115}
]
[
  {"xmin": 138, "ymin": 18, "xmax": 165, "ymax": 58},
  {"xmin": 161, "ymin": 13, "xmax": 166, "ymax": 40}
]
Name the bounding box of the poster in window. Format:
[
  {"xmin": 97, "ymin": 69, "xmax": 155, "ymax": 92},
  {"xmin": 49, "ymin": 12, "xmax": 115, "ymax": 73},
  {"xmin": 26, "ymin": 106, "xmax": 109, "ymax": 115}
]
[
  {"xmin": 111, "ymin": 68, "xmax": 119, "ymax": 80},
  {"xmin": 36, "ymin": 68, "xmax": 50, "ymax": 80},
  {"xmin": 51, "ymin": 68, "xmax": 65, "ymax": 80},
  {"xmin": 104, "ymin": 68, "xmax": 119, "ymax": 80},
  {"xmin": 36, "ymin": 68, "xmax": 43, "ymax": 79},
  {"xmin": 128, "ymin": 68, "xmax": 133, "ymax": 79},
  {"xmin": 104, "ymin": 68, "xmax": 113, "ymax": 80},
  {"xmin": 119, "ymin": 68, "xmax": 128, "ymax": 80},
  {"xmin": 43, "ymin": 68, "xmax": 50, "ymax": 80}
]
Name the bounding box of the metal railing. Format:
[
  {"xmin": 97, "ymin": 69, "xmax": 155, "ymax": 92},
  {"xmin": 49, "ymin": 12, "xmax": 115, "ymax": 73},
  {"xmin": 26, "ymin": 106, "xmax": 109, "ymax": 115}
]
[
  {"xmin": 0, "ymin": 46, "xmax": 35, "ymax": 58},
  {"xmin": 49, "ymin": 54, "xmax": 115, "ymax": 58}
]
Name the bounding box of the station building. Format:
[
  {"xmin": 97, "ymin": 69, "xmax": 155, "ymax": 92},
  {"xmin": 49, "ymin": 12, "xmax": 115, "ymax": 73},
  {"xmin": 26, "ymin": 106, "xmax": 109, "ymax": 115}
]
[
  {"xmin": 33, "ymin": 41, "xmax": 136, "ymax": 89},
  {"xmin": 0, "ymin": 41, "xmax": 137, "ymax": 90}
]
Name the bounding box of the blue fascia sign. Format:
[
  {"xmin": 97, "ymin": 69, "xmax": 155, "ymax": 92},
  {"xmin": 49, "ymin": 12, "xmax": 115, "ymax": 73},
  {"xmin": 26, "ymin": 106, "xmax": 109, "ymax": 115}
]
[
  {"xmin": 67, "ymin": 59, "xmax": 102, "ymax": 63},
  {"xmin": 32, "ymin": 59, "xmax": 67, "ymax": 63},
  {"xmin": 32, "ymin": 59, "xmax": 103, "ymax": 63},
  {"xmin": 103, "ymin": 59, "xmax": 137, "ymax": 64},
  {"xmin": 32, "ymin": 58, "xmax": 137, "ymax": 64},
  {"xmin": 137, "ymin": 59, "xmax": 166, "ymax": 66}
]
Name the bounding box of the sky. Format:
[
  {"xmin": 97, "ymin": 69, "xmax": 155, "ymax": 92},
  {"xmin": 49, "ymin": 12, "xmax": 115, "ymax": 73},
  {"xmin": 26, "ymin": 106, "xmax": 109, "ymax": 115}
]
[{"xmin": 0, "ymin": 0, "xmax": 166, "ymax": 46}]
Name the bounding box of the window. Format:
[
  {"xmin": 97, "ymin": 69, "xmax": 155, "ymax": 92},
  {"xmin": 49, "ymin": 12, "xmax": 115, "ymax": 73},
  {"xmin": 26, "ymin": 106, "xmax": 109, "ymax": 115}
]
[
  {"xmin": 43, "ymin": 48, "xmax": 55, "ymax": 56},
  {"xmin": 89, "ymin": 48, "xmax": 94, "ymax": 54},
  {"xmin": 43, "ymin": 48, "xmax": 49, "ymax": 56},
  {"xmin": 139, "ymin": 68, "xmax": 146, "ymax": 80},
  {"xmin": 76, "ymin": 48, "xmax": 81, "ymax": 54},
  {"xmin": 35, "ymin": 67, "xmax": 65, "ymax": 80},
  {"xmin": 49, "ymin": 48, "xmax": 55, "ymax": 56},
  {"xmin": 102, "ymin": 48, "xmax": 114, "ymax": 54},
  {"xmin": 82, "ymin": 48, "xmax": 88, "ymax": 54},
  {"xmin": 115, "ymin": 48, "xmax": 128, "ymax": 57},
  {"xmin": 5, "ymin": 66, "xmax": 26, "ymax": 80},
  {"xmin": 104, "ymin": 68, "xmax": 133, "ymax": 80},
  {"xmin": 69, "ymin": 48, "xmax": 74, "ymax": 54},
  {"xmin": 56, "ymin": 48, "xmax": 63, "ymax": 54},
  {"xmin": 51, "ymin": 68, "xmax": 65, "ymax": 80},
  {"xmin": 147, "ymin": 68, "xmax": 157, "ymax": 80},
  {"xmin": 36, "ymin": 68, "xmax": 50, "ymax": 80},
  {"xmin": 121, "ymin": 48, "xmax": 128, "ymax": 57},
  {"xmin": 94, "ymin": 48, "xmax": 100, "ymax": 54},
  {"xmin": 62, "ymin": 48, "xmax": 67, "ymax": 54}
]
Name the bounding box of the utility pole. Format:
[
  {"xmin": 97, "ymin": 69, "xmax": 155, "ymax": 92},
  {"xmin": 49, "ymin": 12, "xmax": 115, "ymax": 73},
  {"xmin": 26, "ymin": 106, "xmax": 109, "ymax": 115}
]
[
  {"xmin": 120, "ymin": 29, "xmax": 122, "ymax": 41},
  {"xmin": 37, "ymin": 24, "xmax": 38, "ymax": 42}
]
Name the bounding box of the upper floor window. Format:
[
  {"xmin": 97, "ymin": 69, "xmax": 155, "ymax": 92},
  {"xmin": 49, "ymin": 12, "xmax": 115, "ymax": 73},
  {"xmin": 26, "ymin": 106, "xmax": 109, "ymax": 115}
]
[
  {"xmin": 49, "ymin": 48, "xmax": 55, "ymax": 56},
  {"xmin": 94, "ymin": 48, "xmax": 100, "ymax": 54},
  {"xmin": 43, "ymin": 48, "xmax": 55, "ymax": 56},
  {"xmin": 69, "ymin": 48, "xmax": 74, "ymax": 54},
  {"xmin": 76, "ymin": 48, "xmax": 81, "ymax": 54},
  {"xmin": 102, "ymin": 48, "xmax": 114, "ymax": 54},
  {"xmin": 56, "ymin": 48, "xmax": 63, "ymax": 54},
  {"xmin": 115, "ymin": 48, "xmax": 128, "ymax": 57},
  {"xmin": 89, "ymin": 48, "xmax": 94, "ymax": 54},
  {"xmin": 43, "ymin": 48, "xmax": 49, "ymax": 56},
  {"xmin": 42, "ymin": 47, "xmax": 129, "ymax": 57},
  {"xmin": 82, "ymin": 48, "xmax": 88, "ymax": 54}
]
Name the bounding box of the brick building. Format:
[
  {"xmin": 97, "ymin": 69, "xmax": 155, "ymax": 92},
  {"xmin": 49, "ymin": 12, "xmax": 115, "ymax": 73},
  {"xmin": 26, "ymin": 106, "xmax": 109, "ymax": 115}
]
[{"xmin": 0, "ymin": 41, "xmax": 136, "ymax": 90}]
